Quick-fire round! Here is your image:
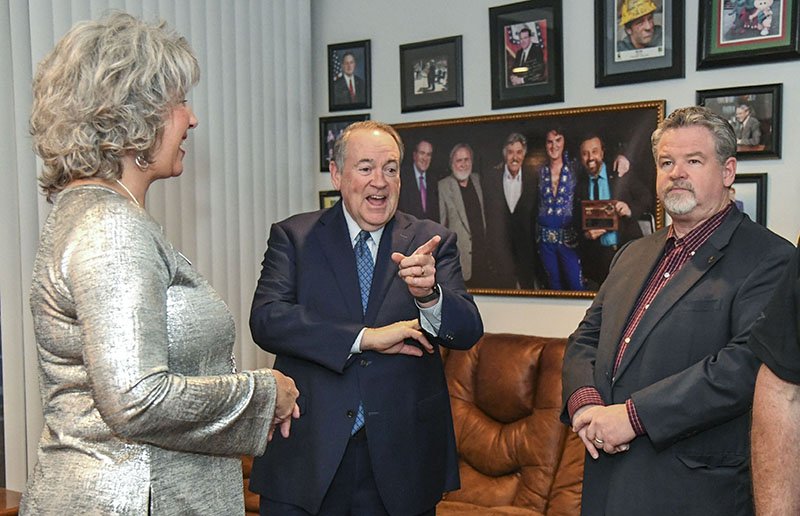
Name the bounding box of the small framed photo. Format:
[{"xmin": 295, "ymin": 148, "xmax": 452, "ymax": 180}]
[
  {"xmin": 697, "ymin": 83, "xmax": 782, "ymax": 159},
  {"xmin": 319, "ymin": 114, "xmax": 370, "ymax": 172},
  {"xmin": 595, "ymin": 0, "xmax": 685, "ymax": 87},
  {"xmin": 489, "ymin": 1, "xmax": 564, "ymax": 109},
  {"xmin": 731, "ymin": 173, "xmax": 767, "ymax": 225},
  {"xmin": 318, "ymin": 190, "xmax": 341, "ymax": 210},
  {"xmin": 697, "ymin": 0, "xmax": 800, "ymax": 69},
  {"xmin": 399, "ymin": 36, "xmax": 463, "ymax": 113},
  {"xmin": 328, "ymin": 40, "xmax": 371, "ymax": 112}
]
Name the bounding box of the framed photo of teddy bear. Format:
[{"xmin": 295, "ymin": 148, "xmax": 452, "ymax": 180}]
[{"xmin": 697, "ymin": 0, "xmax": 800, "ymax": 69}]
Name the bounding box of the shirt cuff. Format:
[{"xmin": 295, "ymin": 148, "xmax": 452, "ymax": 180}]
[
  {"xmin": 626, "ymin": 398, "xmax": 646, "ymax": 436},
  {"xmin": 416, "ymin": 284, "xmax": 442, "ymax": 336},
  {"xmin": 567, "ymin": 386, "xmax": 605, "ymax": 420},
  {"xmin": 350, "ymin": 327, "xmax": 367, "ymax": 354}
]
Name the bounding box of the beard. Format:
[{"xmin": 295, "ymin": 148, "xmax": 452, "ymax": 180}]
[
  {"xmin": 662, "ymin": 180, "xmax": 697, "ymax": 215},
  {"xmin": 453, "ymin": 169, "xmax": 471, "ymax": 182}
]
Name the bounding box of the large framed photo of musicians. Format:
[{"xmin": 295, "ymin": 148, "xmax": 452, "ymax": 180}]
[
  {"xmin": 392, "ymin": 100, "xmax": 665, "ymax": 298},
  {"xmin": 327, "ymin": 40, "xmax": 371, "ymax": 112},
  {"xmin": 399, "ymin": 36, "xmax": 464, "ymax": 113},
  {"xmin": 595, "ymin": 0, "xmax": 685, "ymax": 87},
  {"xmin": 489, "ymin": 0, "xmax": 564, "ymax": 109},
  {"xmin": 696, "ymin": 83, "xmax": 782, "ymax": 159}
]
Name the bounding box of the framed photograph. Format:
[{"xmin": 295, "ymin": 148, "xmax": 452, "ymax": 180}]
[
  {"xmin": 731, "ymin": 173, "xmax": 767, "ymax": 225},
  {"xmin": 328, "ymin": 40, "xmax": 371, "ymax": 112},
  {"xmin": 595, "ymin": 0, "xmax": 685, "ymax": 87},
  {"xmin": 399, "ymin": 36, "xmax": 463, "ymax": 113},
  {"xmin": 697, "ymin": 83, "xmax": 782, "ymax": 159},
  {"xmin": 319, "ymin": 114, "xmax": 370, "ymax": 172},
  {"xmin": 393, "ymin": 100, "xmax": 665, "ymax": 298},
  {"xmin": 489, "ymin": 0, "xmax": 564, "ymax": 109},
  {"xmin": 319, "ymin": 190, "xmax": 341, "ymax": 210},
  {"xmin": 697, "ymin": 0, "xmax": 800, "ymax": 69}
]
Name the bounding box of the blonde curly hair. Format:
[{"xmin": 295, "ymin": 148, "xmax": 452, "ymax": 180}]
[{"xmin": 31, "ymin": 11, "xmax": 199, "ymax": 201}]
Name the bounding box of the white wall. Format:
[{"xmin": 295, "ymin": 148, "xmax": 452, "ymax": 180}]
[{"xmin": 311, "ymin": 0, "xmax": 800, "ymax": 338}]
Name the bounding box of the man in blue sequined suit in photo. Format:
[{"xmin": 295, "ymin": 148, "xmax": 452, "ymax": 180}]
[{"xmin": 536, "ymin": 128, "xmax": 584, "ymax": 291}]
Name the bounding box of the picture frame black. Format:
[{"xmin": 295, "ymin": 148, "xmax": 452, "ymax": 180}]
[
  {"xmin": 319, "ymin": 114, "xmax": 370, "ymax": 172},
  {"xmin": 318, "ymin": 190, "xmax": 342, "ymax": 210},
  {"xmin": 399, "ymin": 36, "xmax": 463, "ymax": 113},
  {"xmin": 697, "ymin": 0, "xmax": 800, "ymax": 69},
  {"xmin": 488, "ymin": 0, "xmax": 564, "ymax": 109},
  {"xmin": 731, "ymin": 173, "xmax": 767, "ymax": 225},
  {"xmin": 393, "ymin": 100, "xmax": 665, "ymax": 298},
  {"xmin": 697, "ymin": 83, "xmax": 782, "ymax": 159},
  {"xmin": 595, "ymin": 0, "xmax": 684, "ymax": 87},
  {"xmin": 327, "ymin": 40, "xmax": 371, "ymax": 112}
]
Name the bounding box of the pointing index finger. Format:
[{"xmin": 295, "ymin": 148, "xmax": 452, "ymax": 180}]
[{"xmin": 412, "ymin": 235, "xmax": 441, "ymax": 256}]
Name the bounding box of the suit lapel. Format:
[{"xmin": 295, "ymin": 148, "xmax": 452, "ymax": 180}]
[
  {"xmin": 317, "ymin": 203, "xmax": 363, "ymax": 321},
  {"xmin": 612, "ymin": 211, "xmax": 743, "ymax": 382}
]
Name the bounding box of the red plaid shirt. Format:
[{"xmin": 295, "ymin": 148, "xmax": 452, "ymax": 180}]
[{"xmin": 568, "ymin": 203, "xmax": 734, "ymax": 435}]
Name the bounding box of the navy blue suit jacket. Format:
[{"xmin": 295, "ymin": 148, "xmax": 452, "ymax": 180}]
[{"xmin": 248, "ymin": 202, "xmax": 483, "ymax": 515}]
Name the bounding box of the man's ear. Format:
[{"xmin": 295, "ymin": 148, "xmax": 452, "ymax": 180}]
[
  {"xmin": 722, "ymin": 157, "xmax": 737, "ymax": 187},
  {"xmin": 330, "ymin": 161, "xmax": 342, "ymax": 191}
]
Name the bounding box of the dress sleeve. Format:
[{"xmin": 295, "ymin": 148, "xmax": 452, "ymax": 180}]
[{"xmin": 65, "ymin": 204, "xmax": 276, "ymax": 456}]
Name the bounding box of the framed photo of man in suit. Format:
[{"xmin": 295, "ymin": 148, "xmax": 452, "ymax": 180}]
[
  {"xmin": 399, "ymin": 36, "xmax": 463, "ymax": 113},
  {"xmin": 393, "ymin": 100, "xmax": 665, "ymax": 298},
  {"xmin": 327, "ymin": 40, "xmax": 371, "ymax": 112},
  {"xmin": 697, "ymin": 83, "xmax": 782, "ymax": 159},
  {"xmin": 489, "ymin": 1, "xmax": 564, "ymax": 109}
]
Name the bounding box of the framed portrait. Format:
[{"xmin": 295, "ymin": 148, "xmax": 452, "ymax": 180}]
[
  {"xmin": 319, "ymin": 114, "xmax": 370, "ymax": 172},
  {"xmin": 489, "ymin": 1, "xmax": 564, "ymax": 109},
  {"xmin": 399, "ymin": 36, "xmax": 463, "ymax": 113},
  {"xmin": 393, "ymin": 100, "xmax": 665, "ymax": 298},
  {"xmin": 328, "ymin": 40, "xmax": 371, "ymax": 112},
  {"xmin": 731, "ymin": 173, "xmax": 767, "ymax": 225},
  {"xmin": 697, "ymin": 0, "xmax": 800, "ymax": 69},
  {"xmin": 595, "ymin": 0, "xmax": 685, "ymax": 87},
  {"xmin": 319, "ymin": 190, "xmax": 341, "ymax": 210},
  {"xmin": 697, "ymin": 83, "xmax": 782, "ymax": 159}
]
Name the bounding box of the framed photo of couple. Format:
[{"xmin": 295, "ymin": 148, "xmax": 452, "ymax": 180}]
[
  {"xmin": 594, "ymin": 0, "xmax": 685, "ymax": 87},
  {"xmin": 488, "ymin": 0, "xmax": 565, "ymax": 109},
  {"xmin": 697, "ymin": 0, "xmax": 800, "ymax": 68}
]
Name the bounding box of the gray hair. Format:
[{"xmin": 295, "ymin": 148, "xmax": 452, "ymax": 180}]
[
  {"xmin": 449, "ymin": 143, "xmax": 473, "ymax": 165},
  {"xmin": 31, "ymin": 11, "xmax": 200, "ymax": 201},
  {"xmin": 503, "ymin": 132, "xmax": 527, "ymax": 155},
  {"xmin": 651, "ymin": 106, "xmax": 736, "ymax": 165},
  {"xmin": 331, "ymin": 121, "xmax": 405, "ymax": 171}
]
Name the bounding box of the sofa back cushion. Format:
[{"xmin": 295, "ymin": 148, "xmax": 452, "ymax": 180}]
[{"xmin": 441, "ymin": 333, "xmax": 584, "ymax": 515}]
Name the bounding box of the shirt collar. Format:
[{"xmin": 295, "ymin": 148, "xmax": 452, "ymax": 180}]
[
  {"xmin": 667, "ymin": 202, "xmax": 734, "ymax": 250},
  {"xmin": 342, "ymin": 204, "xmax": 385, "ymax": 246},
  {"xmin": 503, "ymin": 166, "xmax": 522, "ymax": 181}
]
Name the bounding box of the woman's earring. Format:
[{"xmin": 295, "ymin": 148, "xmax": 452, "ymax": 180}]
[{"xmin": 135, "ymin": 154, "xmax": 150, "ymax": 170}]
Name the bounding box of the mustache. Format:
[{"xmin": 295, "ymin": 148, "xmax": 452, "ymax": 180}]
[{"xmin": 666, "ymin": 180, "xmax": 694, "ymax": 193}]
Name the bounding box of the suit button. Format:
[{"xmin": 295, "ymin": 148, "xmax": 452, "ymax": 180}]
[
  {"xmin": 346, "ymin": 410, "xmax": 354, "ymax": 418},
  {"xmin": 360, "ymin": 359, "xmax": 369, "ymax": 367}
]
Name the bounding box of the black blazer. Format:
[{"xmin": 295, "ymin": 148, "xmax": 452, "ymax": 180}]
[
  {"xmin": 562, "ymin": 208, "xmax": 793, "ymax": 516},
  {"xmin": 248, "ymin": 203, "xmax": 483, "ymax": 515},
  {"xmin": 398, "ymin": 164, "xmax": 440, "ymax": 222},
  {"xmin": 332, "ymin": 74, "xmax": 366, "ymax": 105}
]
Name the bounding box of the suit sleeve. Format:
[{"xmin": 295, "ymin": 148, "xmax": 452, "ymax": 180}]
[
  {"xmin": 431, "ymin": 228, "xmax": 484, "ymax": 350},
  {"xmin": 631, "ymin": 243, "xmax": 793, "ymax": 449},
  {"xmin": 250, "ymin": 222, "xmax": 363, "ymax": 374}
]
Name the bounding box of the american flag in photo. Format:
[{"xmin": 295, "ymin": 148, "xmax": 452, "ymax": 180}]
[
  {"xmin": 505, "ymin": 21, "xmax": 545, "ymax": 58},
  {"xmin": 331, "ymin": 51, "xmax": 343, "ymax": 81}
]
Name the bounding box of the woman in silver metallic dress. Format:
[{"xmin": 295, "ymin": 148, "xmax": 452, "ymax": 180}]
[{"xmin": 20, "ymin": 12, "xmax": 299, "ymax": 515}]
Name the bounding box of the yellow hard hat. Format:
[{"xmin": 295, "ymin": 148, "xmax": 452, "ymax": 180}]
[{"xmin": 619, "ymin": 0, "xmax": 658, "ymax": 26}]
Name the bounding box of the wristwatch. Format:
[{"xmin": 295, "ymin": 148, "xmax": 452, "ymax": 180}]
[{"xmin": 415, "ymin": 284, "xmax": 440, "ymax": 304}]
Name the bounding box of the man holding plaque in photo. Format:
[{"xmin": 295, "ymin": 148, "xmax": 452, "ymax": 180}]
[{"xmin": 576, "ymin": 133, "xmax": 647, "ymax": 289}]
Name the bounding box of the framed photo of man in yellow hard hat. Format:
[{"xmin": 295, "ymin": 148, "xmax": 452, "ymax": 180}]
[{"xmin": 595, "ymin": 0, "xmax": 684, "ymax": 87}]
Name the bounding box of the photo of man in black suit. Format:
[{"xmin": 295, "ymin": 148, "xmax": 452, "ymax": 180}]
[{"xmin": 507, "ymin": 26, "xmax": 545, "ymax": 86}]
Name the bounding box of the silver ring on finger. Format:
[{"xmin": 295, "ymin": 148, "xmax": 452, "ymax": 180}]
[{"xmin": 594, "ymin": 438, "xmax": 604, "ymax": 445}]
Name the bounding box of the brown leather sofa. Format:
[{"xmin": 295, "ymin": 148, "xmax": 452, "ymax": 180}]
[{"xmin": 242, "ymin": 333, "xmax": 584, "ymax": 515}]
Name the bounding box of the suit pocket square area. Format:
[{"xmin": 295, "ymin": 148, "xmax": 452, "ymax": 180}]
[
  {"xmin": 675, "ymin": 299, "xmax": 721, "ymax": 312},
  {"xmin": 676, "ymin": 452, "xmax": 746, "ymax": 469}
]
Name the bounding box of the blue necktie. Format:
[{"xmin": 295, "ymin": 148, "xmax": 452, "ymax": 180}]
[{"xmin": 352, "ymin": 230, "xmax": 373, "ymax": 434}]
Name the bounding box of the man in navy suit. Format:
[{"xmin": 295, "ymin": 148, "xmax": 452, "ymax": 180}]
[{"xmin": 249, "ymin": 120, "xmax": 483, "ymax": 515}]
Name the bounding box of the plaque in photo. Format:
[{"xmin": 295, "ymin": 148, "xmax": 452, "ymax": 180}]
[{"xmin": 582, "ymin": 200, "xmax": 619, "ymax": 231}]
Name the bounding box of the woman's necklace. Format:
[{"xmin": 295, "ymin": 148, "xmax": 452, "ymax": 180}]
[{"xmin": 114, "ymin": 179, "xmax": 142, "ymax": 208}]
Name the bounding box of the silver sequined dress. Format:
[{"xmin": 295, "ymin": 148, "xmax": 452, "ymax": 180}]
[{"xmin": 21, "ymin": 185, "xmax": 276, "ymax": 515}]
